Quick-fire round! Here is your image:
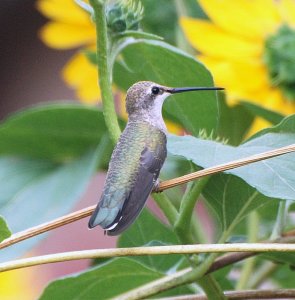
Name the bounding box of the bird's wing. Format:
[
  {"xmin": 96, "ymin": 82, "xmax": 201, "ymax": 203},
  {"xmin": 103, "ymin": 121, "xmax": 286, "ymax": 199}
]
[{"xmin": 106, "ymin": 145, "xmax": 166, "ymax": 235}]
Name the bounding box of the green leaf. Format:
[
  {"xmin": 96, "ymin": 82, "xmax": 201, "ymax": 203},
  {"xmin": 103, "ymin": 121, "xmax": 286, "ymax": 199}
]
[
  {"xmin": 0, "ymin": 215, "xmax": 11, "ymax": 242},
  {"xmin": 118, "ymin": 209, "xmax": 183, "ymax": 272},
  {"xmin": 141, "ymin": 0, "xmax": 177, "ymax": 44},
  {"xmin": 241, "ymin": 101, "xmax": 284, "ymax": 125},
  {"xmin": 216, "ymin": 93, "xmax": 254, "ymax": 145},
  {"xmin": 203, "ymin": 174, "xmax": 270, "ymax": 231},
  {"xmin": 39, "ymin": 258, "xmax": 192, "ymax": 299},
  {"xmin": 168, "ymin": 132, "xmax": 295, "ymax": 201},
  {"xmin": 40, "ymin": 258, "xmax": 163, "ymax": 300},
  {"xmin": 273, "ymin": 264, "xmax": 295, "ymax": 288},
  {"xmin": 0, "ymin": 148, "xmax": 100, "ymax": 262},
  {"xmin": 0, "ymin": 103, "xmax": 108, "ymax": 161},
  {"xmin": 115, "ymin": 30, "xmax": 164, "ymax": 41},
  {"xmin": 250, "ymin": 113, "xmax": 295, "ymax": 140},
  {"xmin": 113, "ymin": 39, "xmax": 219, "ymax": 136},
  {"xmin": 262, "ymin": 252, "xmax": 295, "ymax": 267}
]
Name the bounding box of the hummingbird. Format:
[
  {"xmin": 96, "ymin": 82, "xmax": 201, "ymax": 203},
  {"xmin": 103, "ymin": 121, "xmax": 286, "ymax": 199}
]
[{"xmin": 88, "ymin": 81, "xmax": 223, "ymax": 235}]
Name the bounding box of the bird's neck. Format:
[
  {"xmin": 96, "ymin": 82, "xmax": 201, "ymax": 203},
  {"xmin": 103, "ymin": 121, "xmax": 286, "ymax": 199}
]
[{"xmin": 128, "ymin": 106, "xmax": 167, "ymax": 133}]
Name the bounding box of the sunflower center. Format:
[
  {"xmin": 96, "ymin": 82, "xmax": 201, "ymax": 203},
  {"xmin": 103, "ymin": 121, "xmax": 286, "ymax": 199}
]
[{"xmin": 264, "ymin": 25, "xmax": 295, "ymax": 101}]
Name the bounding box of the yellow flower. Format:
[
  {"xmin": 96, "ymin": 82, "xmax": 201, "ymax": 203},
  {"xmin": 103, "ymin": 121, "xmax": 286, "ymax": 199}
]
[
  {"xmin": 180, "ymin": 0, "xmax": 295, "ymax": 131},
  {"xmin": 0, "ymin": 269, "xmax": 37, "ymax": 299},
  {"xmin": 36, "ymin": 0, "xmax": 99, "ymax": 103}
]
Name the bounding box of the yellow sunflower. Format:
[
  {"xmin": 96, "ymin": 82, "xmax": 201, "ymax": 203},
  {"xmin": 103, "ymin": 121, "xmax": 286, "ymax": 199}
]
[
  {"xmin": 37, "ymin": 0, "xmax": 99, "ymax": 103},
  {"xmin": 180, "ymin": 0, "xmax": 295, "ymax": 131}
]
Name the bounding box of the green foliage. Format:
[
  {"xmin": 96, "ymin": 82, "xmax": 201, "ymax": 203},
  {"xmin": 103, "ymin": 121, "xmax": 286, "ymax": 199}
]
[
  {"xmin": 40, "ymin": 211, "xmax": 193, "ymax": 299},
  {"xmin": 113, "ymin": 39, "xmax": 219, "ymax": 136},
  {"xmin": 0, "ymin": 103, "xmax": 110, "ymax": 161},
  {"xmin": 0, "ymin": 104, "xmax": 114, "ymax": 261},
  {"xmin": 118, "ymin": 209, "xmax": 183, "ymax": 272},
  {"xmin": 1, "ymin": 1, "xmax": 295, "ymax": 299},
  {"xmin": 240, "ymin": 101, "xmax": 284, "ymax": 125},
  {"xmin": 203, "ymin": 174, "xmax": 270, "ymax": 232},
  {"xmin": 0, "ymin": 216, "xmax": 11, "ymax": 242},
  {"xmin": 168, "ymin": 130, "xmax": 295, "ymax": 200},
  {"xmin": 39, "ymin": 258, "xmax": 164, "ymax": 299}
]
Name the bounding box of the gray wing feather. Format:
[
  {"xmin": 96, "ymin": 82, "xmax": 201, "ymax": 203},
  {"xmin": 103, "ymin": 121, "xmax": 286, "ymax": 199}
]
[{"xmin": 107, "ymin": 148, "xmax": 164, "ymax": 235}]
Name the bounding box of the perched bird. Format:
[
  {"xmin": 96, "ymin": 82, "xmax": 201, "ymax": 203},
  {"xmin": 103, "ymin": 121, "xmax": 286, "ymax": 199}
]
[{"xmin": 88, "ymin": 81, "xmax": 222, "ymax": 235}]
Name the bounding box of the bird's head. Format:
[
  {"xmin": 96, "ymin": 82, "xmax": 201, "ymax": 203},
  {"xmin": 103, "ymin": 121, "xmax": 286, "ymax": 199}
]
[{"xmin": 125, "ymin": 81, "xmax": 223, "ymax": 116}]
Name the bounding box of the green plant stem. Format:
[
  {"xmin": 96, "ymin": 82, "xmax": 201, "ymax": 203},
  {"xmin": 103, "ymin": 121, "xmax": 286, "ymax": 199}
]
[
  {"xmin": 152, "ymin": 193, "xmax": 179, "ymax": 225},
  {"xmin": 174, "ymin": 0, "xmax": 187, "ymax": 16},
  {"xmin": 191, "ymin": 213, "xmax": 208, "ymax": 244},
  {"xmin": 198, "ymin": 276, "xmax": 227, "ymax": 300},
  {"xmin": 236, "ymin": 211, "xmax": 259, "ymax": 290},
  {"xmin": 174, "ymin": 177, "xmax": 210, "ymax": 242},
  {"xmin": 2, "ymin": 242, "xmax": 295, "ymax": 273},
  {"xmin": 89, "ymin": 0, "xmax": 121, "ymax": 144},
  {"xmin": 271, "ymin": 200, "xmax": 289, "ymax": 240},
  {"xmin": 174, "ymin": 0, "xmax": 195, "ymax": 55},
  {"xmin": 248, "ymin": 261, "xmax": 278, "ymax": 289},
  {"xmin": 156, "ymin": 177, "xmax": 225, "ymax": 299}
]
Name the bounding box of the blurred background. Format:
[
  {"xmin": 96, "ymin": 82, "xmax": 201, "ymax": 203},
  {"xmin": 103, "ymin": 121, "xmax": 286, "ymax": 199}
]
[
  {"xmin": 0, "ymin": 0, "xmax": 75, "ymax": 119},
  {"xmin": 0, "ymin": 1, "xmax": 115, "ymax": 298}
]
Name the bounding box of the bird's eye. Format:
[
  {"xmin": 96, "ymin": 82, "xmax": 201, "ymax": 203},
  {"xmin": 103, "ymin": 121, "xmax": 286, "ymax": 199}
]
[{"xmin": 151, "ymin": 86, "xmax": 160, "ymax": 95}]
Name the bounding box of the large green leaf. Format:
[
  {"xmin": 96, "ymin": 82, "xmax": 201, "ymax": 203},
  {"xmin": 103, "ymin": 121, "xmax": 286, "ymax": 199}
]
[
  {"xmin": 0, "ymin": 103, "xmax": 108, "ymax": 161},
  {"xmin": 118, "ymin": 209, "xmax": 183, "ymax": 273},
  {"xmin": 167, "ymin": 132, "xmax": 295, "ymax": 201},
  {"xmin": 39, "ymin": 258, "xmax": 192, "ymax": 299},
  {"xmin": 39, "ymin": 258, "xmax": 163, "ymax": 300},
  {"xmin": 250, "ymin": 113, "xmax": 295, "ymax": 139},
  {"xmin": 113, "ymin": 39, "xmax": 219, "ymax": 136},
  {"xmin": 241, "ymin": 101, "xmax": 284, "ymax": 125},
  {"xmin": 203, "ymin": 174, "xmax": 270, "ymax": 231},
  {"xmin": 0, "ymin": 148, "xmax": 100, "ymax": 262},
  {"xmin": 216, "ymin": 93, "xmax": 254, "ymax": 145},
  {"xmin": 0, "ymin": 216, "xmax": 11, "ymax": 242}
]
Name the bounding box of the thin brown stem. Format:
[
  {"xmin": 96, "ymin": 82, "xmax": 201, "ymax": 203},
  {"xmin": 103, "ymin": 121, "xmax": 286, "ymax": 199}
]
[
  {"xmin": 157, "ymin": 143, "xmax": 295, "ymax": 191},
  {"xmin": 0, "ymin": 206, "xmax": 95, "ymax": 250},
  {"xmin": 154, "ymin": 289, "xmax": 295, "ymax": 300},
  {"xmin": 1, "ymin": 144, "xmax": 295, "ymax": 251}
]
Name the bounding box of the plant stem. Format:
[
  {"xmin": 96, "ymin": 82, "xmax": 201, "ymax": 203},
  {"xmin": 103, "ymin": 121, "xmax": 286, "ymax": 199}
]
[
  {"xmin": 174, "ymin": 177, "xmax": 210, "ymax": 241},
  {"xmin": 152, "ymin": 193, "xmax": 179, "ymax": 225},
  {"xmin": 2, "ymin": 145, "xmax": 295, "ymax": 251},
  {"xmin": 191, "ymin": 213, "xmax": 208, "ymax": 244},
  {"xmin": 198, "ymin": 276, "xmax": 227, "ymax": 300},
  {"xmin": 155, "ymin": 289, "xmax": 295, "ymax": 300},
  {"xmin": 2, "ymin": 242, "xmax": 295, "ymax": 275},
  {"xmin": 155, "ymin": 175, "xmax": 225, "ymax": 299},
  {"xmin": 156, "ymin": 143, "xmax": 295, "ymax": 190},
  {"xmin": 236, "ymin": 211, "xmax": 259, "ymax": 290},
  {"xmin": 271, "ymin": 200, "xmax": 289, "ymax": 240},
  {"xmin": 248, "ymin": 261, "xmax": 278, "ymax": 289},
  {"xmin": 89, "ymin": 0, "xmax": 121, "ymax": 144}
]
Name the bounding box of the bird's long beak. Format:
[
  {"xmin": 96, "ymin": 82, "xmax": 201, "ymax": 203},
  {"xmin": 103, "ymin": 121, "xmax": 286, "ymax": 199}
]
[{"xmin": 166, "ymin": 86, "xmax": 224, "ymax": 94}]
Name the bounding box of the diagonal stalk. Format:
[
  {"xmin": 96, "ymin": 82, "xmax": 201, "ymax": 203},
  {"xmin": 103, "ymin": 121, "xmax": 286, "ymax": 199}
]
[{"xmin": 89, "ymin": 0, "xmax": 121, "ymax": 144}]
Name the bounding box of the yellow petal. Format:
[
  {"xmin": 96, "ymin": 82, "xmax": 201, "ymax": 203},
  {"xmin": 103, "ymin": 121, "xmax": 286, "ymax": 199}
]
[
  {"xmin": 198, "ymin": 0, "xmax": 281, "ymax": 40},
  {"xmin": 263, "ymin": 89, "xmax": 295, "ymax": 115},
  {"xmin": 180, "ymin": 18, "xmax": 262, "ymax": 60},
  {"xmin": 62, "ymin": 52, "xmax": 100, "ymax": 103},
  {"xmin": 39, "ymin": 22, "xmax": 96, "ymax": 49},
  {"xmin": 36, "ymin": 0, "xmax": 90, "ymax": 25},
  {"xmin": 246, "ymin": 117, "xmax": 272, "ymax": 137},
  {"xmin": 198, "ymin": 56, "xmax": 268, "ymax": 97},
  {"xmin": 0, "ymin": 269, "xmax": 37, "ymax": 299},
  {"xmin": 278, "ymin": 0, "xmax": 295, "ymax": 26}
]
